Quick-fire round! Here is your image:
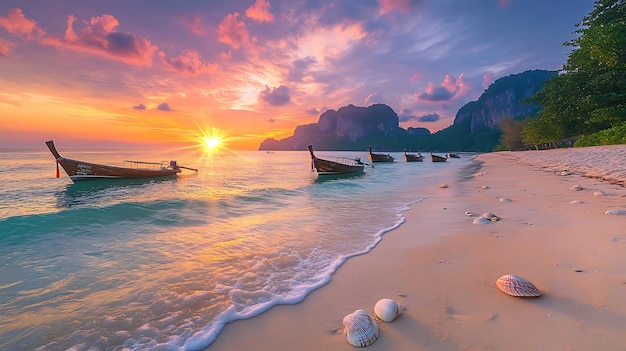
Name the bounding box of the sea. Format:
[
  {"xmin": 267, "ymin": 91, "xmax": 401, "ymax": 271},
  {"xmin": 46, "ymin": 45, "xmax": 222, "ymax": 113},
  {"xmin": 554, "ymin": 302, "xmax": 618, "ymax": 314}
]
[{"xmin": 0, "ymin": 147, "xmax": 475, "ymax": 350}]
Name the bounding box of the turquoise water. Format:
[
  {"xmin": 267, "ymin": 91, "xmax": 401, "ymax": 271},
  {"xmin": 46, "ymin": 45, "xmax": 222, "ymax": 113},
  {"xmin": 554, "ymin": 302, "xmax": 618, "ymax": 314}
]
[{"xmin": 0, "ymin": 147, "xmax": 474, "ymax": 350}]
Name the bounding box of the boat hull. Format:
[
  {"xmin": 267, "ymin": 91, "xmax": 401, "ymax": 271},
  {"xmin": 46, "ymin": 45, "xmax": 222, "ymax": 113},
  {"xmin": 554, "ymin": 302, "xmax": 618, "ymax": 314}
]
[
  {"xmin": 431, "ymin": 154, "xmax": 448, "ymax": 162},
  {"xmin": 404, "ymin": 153, "xmax": 424, "ymax": 162},
  {"xmin": 312, "ymin": 158, "xmax": 364, "ymax": 175},
  {"xmin": 46, "ymin": 140, "xmax": 182, "ymax": 183},
  {"xmin": 368, "ymin": 146, "xmax": 394, "ymax": 162},
  {"xmin": 59, "ymin": 158, "xmax": 180, "ymax": 181}
]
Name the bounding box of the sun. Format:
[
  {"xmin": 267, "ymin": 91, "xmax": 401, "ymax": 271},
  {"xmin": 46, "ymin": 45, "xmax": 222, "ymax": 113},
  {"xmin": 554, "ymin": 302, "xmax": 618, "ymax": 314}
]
[
  {"xmin": 203, "ymin": 136, "xmax": 221, "ymax": 150},
  {"xmin": 195, "ymin": 126, "xmax": 227, "ymax": 154}
]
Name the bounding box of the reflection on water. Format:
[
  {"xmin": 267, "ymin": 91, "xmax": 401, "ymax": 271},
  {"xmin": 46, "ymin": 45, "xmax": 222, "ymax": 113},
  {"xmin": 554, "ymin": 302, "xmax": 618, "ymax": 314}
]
[{"xmin": 55, "ymin": 177, "xmax": 177, "ymax": 209}]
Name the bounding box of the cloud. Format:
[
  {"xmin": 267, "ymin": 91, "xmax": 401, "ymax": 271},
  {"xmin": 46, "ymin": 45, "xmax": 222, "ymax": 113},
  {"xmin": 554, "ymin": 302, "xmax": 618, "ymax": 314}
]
[
  {"xmin": 160, "ymin": 50, "xmax": 217, "ymax": 76},
  {"xmin": 42, "ymin": 13, "xmax": 158, "ymax": 66},
  {"xmin": 287, "ymin": 56, "xmax": 317, "ymax": 82},
  {"xmin": 482, "ymin": 72, "xmax": 495, "ymax": 89},
  {"xmin": 398, "ymin": 109, "xmax": 440, "ymax": 123},
  {"xmin": 0, "ymin": 38, "xmax": 16, "ymax": 56},
  {"xmin": 182, "ymin": 14, "xmax": 210, "ymax": 36},
  {"xmin": 0, "ymin": 8, "xmax": 45, "ymax": 38},
  {"xmin": 217, "ymin": 13, "xmax": 251, "ymax": 50},
  {"xmin": 417, "ymin": 113, "xmax": 440, "ymax": 122},
  {"xmin": 260, "ymin": 85, "xmax": 290, "ymax": 106},
  {"xmin": 364, "ymin": 93, "xmax": 387, "ymax": 105},
  {"xmin": 246, "ymin": 0, "xmax": 274, "ymax": 22},
  {"xmin": 379, "ymin": 0, "xmax": 420, "ymax": 14},
  {"xmin": 133, "ymin": 103, "xmax": 146, "ymax": 110},
  {"xmin": 416, "ymin": 73, "xmax": 470, "ymax": 102},
  {"xmin": 157, "ymin": 102, "xmax": 173, "ymax": 111},
  {"xmin": 306, "ymin": 106, "xmax": 330, "ymax": 115}
]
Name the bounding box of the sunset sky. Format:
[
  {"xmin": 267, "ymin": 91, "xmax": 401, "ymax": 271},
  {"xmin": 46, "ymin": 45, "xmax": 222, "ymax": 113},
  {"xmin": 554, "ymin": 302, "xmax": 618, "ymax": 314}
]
[{"xmin": 0, "ymin": 0, "xmax": 593, "ymax": 150}]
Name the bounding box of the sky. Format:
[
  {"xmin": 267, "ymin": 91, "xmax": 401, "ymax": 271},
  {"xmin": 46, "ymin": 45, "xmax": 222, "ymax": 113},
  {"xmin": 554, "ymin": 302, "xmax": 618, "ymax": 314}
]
[{"xmin": 0, "ymin": 0, "xmax": 594, "ymax": 150}]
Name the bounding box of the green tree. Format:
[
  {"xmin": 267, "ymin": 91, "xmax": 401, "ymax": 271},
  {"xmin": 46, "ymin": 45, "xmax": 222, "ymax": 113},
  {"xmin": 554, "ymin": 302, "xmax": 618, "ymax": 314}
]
[
  {"xmin": 498, "ymin": 115, "xmax": 526, "ymax": 150},
  {"xmin": 524, "ymin": 0, "xmax": 626, "ymax": 145}
]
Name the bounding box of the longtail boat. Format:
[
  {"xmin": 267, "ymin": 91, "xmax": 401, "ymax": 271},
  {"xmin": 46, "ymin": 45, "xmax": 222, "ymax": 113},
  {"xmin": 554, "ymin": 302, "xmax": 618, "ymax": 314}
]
[
  {"xmin": 367, "ymin": 146, "xmax": 394, "ymax": 162},
  {"xmin": 46, "ymin": 140, "xmax": 198, "ymax": 182},
  {"xmin": 404, "ymin": 150, "xmax": 424, "ymax": 162},
  {"xmin": 308, "ymin": 145, "xmax": 365, "ymax": 176},
  {"xmin": 431, "ymin": 152, "xmax": 448, "ymax": 162},
  {"xmin": 447, "ymin": 152, "xmax": 461, "ymax": 158}
]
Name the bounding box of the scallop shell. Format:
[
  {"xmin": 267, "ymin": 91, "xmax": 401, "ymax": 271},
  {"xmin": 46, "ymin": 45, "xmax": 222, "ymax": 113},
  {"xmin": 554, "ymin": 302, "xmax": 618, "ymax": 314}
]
[
  {"xmin": 374, "ymin": 298, "xmax": 402, "ymax": 322},
  {"xmin": 605, "ymin": 209, "xmax": 626, "ymax": 216},
  {"xmin": 472, "ymin": 217, "xmax": 491, "ymax": 224},
  {"xmin": 496, "ymin": 274, "xmax": 542, "ymax": 297},
  {"xmin": 343, "ymin": 309, "xmax": 379, "ymax": 347},
  {"xmin": 570, "ymin": 184, "xmax": 583, "ymax": 191},
  {"xmin": 480, "ymin": 212, "xmax": 501, "ymax": 222}
]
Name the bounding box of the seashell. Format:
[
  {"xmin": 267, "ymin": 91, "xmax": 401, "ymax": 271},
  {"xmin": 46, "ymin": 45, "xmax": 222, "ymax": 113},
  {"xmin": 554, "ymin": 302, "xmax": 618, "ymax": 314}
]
[
  {"xmin": 374, "ymin": 298, "xmax": 402, "ymax": 322},
  {"xmin": 465, "ymin": 211, "xmax": 477, "ymax": 217},
  {"xmin": 496, "ymin": 274, "xmax": 542, "ymax": 297},
  {"xmin": 472, "ymin": 217, "xmax": 491, "ymax": 224},
  {"xmin": 568, "ymin": 200, "xmax": 584, "ymax": 204},
  {"xmin": 343, "ymin": 309, "xmax": 379, "ymax": 347},
  {"xmin": 480, "ymin": 212, "xmax": 501, "ymax": 222},
  {"xmin": 480, "ymin": 185, "xmax": 490, "ymax": 189},
  {"xmin": 605, "ymin": 209, "xmax": 626, "ymax": 216},
  {"xmin": 499, "ymin": 197, "xmax": 512, "ymax": 203},
  {"xmin": 440, "ymin": 183, "xmax": 449, "ymax": 188},
  {"xmin": 556, "ymin": 170, "xmax": 572, "ymax": 176},
  {"xmin": 570, "ymin": 185, "xmax": 583, "ymax": 191},
  {"xmin": 593, "ymin": 191, "xmax": 604, "ymax": 197}
]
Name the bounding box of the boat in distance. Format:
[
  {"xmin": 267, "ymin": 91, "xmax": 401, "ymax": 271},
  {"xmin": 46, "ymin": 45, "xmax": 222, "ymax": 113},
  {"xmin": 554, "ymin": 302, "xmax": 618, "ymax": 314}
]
[
  {"xmin": 368, "ymin": 146, "xmax": 395, "ymax": 162},
  {"xmin": 447, "ymin": 152, "xmax": 461, "ymax": 158},
  {"xmin": 430, "ymin": 152, "xmax": 448, "ymax": 162},
  {"xmin": 308, "ymin": 145, "xmax": 366, "ymax": 176},
  {"xmin": 46, "ymin": 140, "xmax": 198, "ymax": 182},
  {"xmin": 404, "ymin": 150, "xmax": 424, "ymax": 162}
]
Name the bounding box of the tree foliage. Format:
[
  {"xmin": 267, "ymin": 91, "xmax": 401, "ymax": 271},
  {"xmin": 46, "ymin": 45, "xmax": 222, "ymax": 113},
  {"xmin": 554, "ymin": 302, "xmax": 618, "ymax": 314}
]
[{"xmin": 524, "ymin": 0, "xmax": 626, "ymax": 147}]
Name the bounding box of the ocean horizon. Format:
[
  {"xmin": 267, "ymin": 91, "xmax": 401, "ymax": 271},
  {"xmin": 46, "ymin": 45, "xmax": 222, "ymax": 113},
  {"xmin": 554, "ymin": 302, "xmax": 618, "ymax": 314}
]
[{"xmin": 0, "ymin": 147, "xmax": 475, "ymax": 350}]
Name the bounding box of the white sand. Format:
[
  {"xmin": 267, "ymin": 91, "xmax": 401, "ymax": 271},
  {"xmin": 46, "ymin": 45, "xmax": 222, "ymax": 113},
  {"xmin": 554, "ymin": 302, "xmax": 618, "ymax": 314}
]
[{"xmin": 206, "ymin": 146, "xmax": 626, "ymax": 351}]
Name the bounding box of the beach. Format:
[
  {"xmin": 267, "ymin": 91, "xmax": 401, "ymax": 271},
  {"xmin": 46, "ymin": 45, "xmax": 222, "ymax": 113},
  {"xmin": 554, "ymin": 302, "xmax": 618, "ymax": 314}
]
[{"xmin": 207, "ymin": 146, "xmax": 626, "ymax": 350}]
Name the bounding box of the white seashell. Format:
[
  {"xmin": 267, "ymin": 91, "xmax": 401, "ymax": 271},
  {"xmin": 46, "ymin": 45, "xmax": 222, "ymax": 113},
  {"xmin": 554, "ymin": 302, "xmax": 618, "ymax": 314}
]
[
  {"xmin": 570, "ymin": 185, "xmax": 583, "ymax": 191},
  {"xmin": 440, "ymin": 183, "xmax": 449, "ymax": 188},
  {"xmin": 480, "ymin": 185, "xmax": 490, "ymax": 189},
  {"xmin": 480, "ymin": 212, "xmax": 501, "ymax": 222},
  {"xmin": 343, "ymin": 309, "xmax": 379, "ymax": 347},
  {"xmin": 496, "ymin": 274, "xmax": 542, "ymax": 297},
  {"xmin": 465, "ymin": 211, "xmax": 477, "ymax": 217},
  {"xmin": 556, "ymin": 170, "xmax": 573, "ymax": 176},
  {"xmin": 605, "ymin": 209, "xmax": 626, "ymax": 216},
  {"xmin": 593, "ymin": 191, "xmax": 604, "ymax": 197},
  {"xmin": 499, "ymin": 197, "xmax": 512, "ymax": 203},
  {"xmin": 473, "ymin": 217, "xmax": 491, "ymax": 224},
  {"xmin": 374, "ymin": 298, "xmax": 402, "ymax": 322}
]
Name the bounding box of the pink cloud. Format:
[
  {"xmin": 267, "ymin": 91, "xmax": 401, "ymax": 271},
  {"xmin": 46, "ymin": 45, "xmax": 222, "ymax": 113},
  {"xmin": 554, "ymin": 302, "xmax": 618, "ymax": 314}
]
[
  {"xmin": 0, "ymin": 8, "xmax": 45, "ymax": 38},
  {"xmin": 43, "ymin": 13, "xmax": 158, "ymax": 66},
  {"xmin": 246, "ymin": 0, "xmax": 274, "ymax": 22},
  {"xmin": 379, "ymin": 0, "xmax": 416, "ymax": 14},
  {"xmin": 159, "ymin": 50, "xmax": 217, "ymax": 76},
  {"xmin": 482, "ymin": 72, "xmax": 495, "ymax": 88},
  {"xmin": 0, "ymin": 38, "xmax": 16, "ymax": 56},
  {"xmin": 217, "ymin": 13, "xmax": 251, "ymax": 50},
  {"xmin": 416, "ymin": 73, "xmax": 470, "ymax": 102},
  {"xmin": 409, "ymin": 72, "xmax": 421, "ymax": 83},
  {"xmin": 182, "ymin": 14, "xmax": 211, "ymax": 36}
]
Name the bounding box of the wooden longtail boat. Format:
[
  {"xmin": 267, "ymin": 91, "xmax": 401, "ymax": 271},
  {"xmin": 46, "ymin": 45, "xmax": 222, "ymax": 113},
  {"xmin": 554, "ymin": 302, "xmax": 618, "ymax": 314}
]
[
  {"xmin": 308, "ymin": 145, "xmax": 365, "ymax": 176},
  {"xmin": 404, "ymin": 150, "xmax": 424, "ymax": 162},
  {"xmin": 46, "ymin": 140, "xmax": 198, "ymax": 182},
  {"xmin": 447, "ymin": 152, "xmax": 461, "ymax": 158},
  {"xmin": 368, "ymin": 146, "xmax": 394, "ymax": 162},
  {"xmin": 431, "ymin": 152, "xmax": 448, "ymax": 162}
]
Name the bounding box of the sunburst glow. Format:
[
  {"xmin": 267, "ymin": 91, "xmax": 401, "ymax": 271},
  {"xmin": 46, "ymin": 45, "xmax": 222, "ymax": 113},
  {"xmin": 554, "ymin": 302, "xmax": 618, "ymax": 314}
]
[{"xmin": 196, "ymin": 126, "xmax": 227, "ymax": 154}]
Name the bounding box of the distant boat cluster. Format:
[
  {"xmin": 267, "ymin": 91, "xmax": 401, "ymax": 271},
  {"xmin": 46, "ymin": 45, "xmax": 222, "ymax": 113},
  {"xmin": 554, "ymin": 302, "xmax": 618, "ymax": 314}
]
[{"xmin": 309, "ymin": 145, "xmax": 462, "ymax": 178}]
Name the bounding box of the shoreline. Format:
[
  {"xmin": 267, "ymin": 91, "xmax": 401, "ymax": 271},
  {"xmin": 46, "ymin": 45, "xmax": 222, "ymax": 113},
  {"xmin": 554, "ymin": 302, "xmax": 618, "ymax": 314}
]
[{"xmin": 206, "ymin": 149, "xmax": 626, "ymax": 350}]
